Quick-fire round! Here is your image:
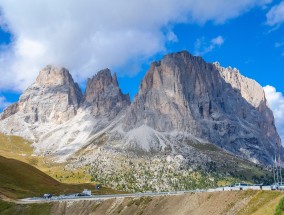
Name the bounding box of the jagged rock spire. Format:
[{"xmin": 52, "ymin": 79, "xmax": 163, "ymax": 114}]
[{"xmin": 83, "ymin": 68, "xmax": 130, "ymax": 117}]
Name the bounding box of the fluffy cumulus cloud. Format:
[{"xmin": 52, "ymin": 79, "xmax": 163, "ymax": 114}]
[
  {"xmin": 194, "ymin": 36, "xmax": 224, "ymax": 55},
  {"xmin": 266, "ymin": 1, "xmax": 284, "ymax": 26},
  {"xmin": 0, "ymin": 0, "xmax": 271, "ymax": 91},
  {"xmin": 263, "ymin": 85, "xmax": 284, "ymax": 143}
]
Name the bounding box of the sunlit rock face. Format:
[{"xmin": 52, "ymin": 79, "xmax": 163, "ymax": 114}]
[
  {"xmin": 82, "ymin": 68, "xmax": 130, "ymax": 118},
  {"xmin": 1, "ymin": 65, "xmax": 83, "ymax": 124},
  {"xmin": 123, "ymin": 51, "xmax": 282, "ymax": 164}
]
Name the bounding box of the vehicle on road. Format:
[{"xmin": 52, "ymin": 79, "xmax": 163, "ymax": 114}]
[
  {"xmin": 271, "ymin": 182, "xmax": 284, "ymax": 190},
  {"xmin": 229, "ymin": 183, "xmax": 252, "ymax": 190},
  {"xmin": 43, "ymin": 194, "xmax": 52, "ymax": 199}
]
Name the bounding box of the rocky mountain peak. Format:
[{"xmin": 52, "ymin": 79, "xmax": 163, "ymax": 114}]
[
  {"xmin": 83, "ymin": 68, "xmax": 130, "ymax": 117},
  {"xmin": 35, "ymin": 65, "xmax": 74, "ymax": 88},
  {"xmin": 140, "ymin": 51, "xmax": 203, "ymax": 92},
  {"xmin": 84, "ymin": 68, "xmax": 118, "ymax": 103},
  {"xmin": 0, "ymin": 65, "xmax": 83, "ymax": 124},
  {"xmin": 124, "ymin": 50, "xmax": 282, "ymax": 164}
]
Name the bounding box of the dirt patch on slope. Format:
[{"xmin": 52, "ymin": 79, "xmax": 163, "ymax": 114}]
[{"xmin": 47, "ymin": 191, "xmax": 284, "ymax": 215}]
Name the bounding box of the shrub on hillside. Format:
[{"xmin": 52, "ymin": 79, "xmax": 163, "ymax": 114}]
[{"xmin": 275, "ymin": 197, "xmax": 284, "ymax": 215}]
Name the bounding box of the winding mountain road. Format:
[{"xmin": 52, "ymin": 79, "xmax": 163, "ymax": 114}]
[{"xmin": 18, "ymin": 185, "xmax": 272, "ymax": 204}]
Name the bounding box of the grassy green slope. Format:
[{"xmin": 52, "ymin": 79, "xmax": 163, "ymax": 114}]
[
  {"xmin": 0, "ymin": 155, "xmax": 61, "ymax": 199},
  {"xmin": 0, "ymin": 133, "xmax": 94, "ymax": 184},
  {"xmin": 0, "ymin": 155, "xmax": 120, "ymax": 199},
  {"xmin": 0, "ymin": 200, "xmax": 52, "ymax": 215},
  {"xmin": 0, "ymin": 132, "xmax": 274, "ymax": 194}
]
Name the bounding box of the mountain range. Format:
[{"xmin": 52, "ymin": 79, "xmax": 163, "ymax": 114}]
[{"xmin": 0, "ymin": 51, "xmax": 282, "ymax": 191}]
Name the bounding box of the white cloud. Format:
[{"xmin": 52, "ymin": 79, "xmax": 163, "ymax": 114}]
[
  {"xmin": 166, "ymin": 31, "xmax": 178, "ymax": 42},
  {"xmin": 194, "ymin": 35, "xmax": 224, "ymax": 55},
  {"xmin": 211, "ymin": 36, "xmax": 224, "ymax": 46},
  {"xmin": 0, "ymin": 0, "xmax": 271, "ymax": 91},
  {"xmin": 263, "ymin": 85, "xmax": 284, "ymax": 143},
  {"xmin": 0, "ymin": 95, "xmax": 10, "ymax": 110},
  {"xmin": 266, "ymin": 1, "xmax": 284, "ymax": 26}
]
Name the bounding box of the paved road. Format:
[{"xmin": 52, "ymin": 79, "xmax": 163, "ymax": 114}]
[
  {"xmin": 18, "ymin": 185, "xmax": 273, "ymax": 204},
  {"xmin": 18, "ymin": 191, "xmax": 194, "ymax": 204}
]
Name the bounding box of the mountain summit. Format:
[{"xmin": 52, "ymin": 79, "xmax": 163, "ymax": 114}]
[
  {"xmin": 1, "ymin": 65, "xmax": 83, "ymax": 123},
  {"xmin": 83, "ymin": 68, "xmax": 130, "ymax": 118}
]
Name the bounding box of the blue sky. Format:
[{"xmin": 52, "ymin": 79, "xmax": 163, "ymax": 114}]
[
  {"xmin": 118, "ymin": 5, "xmax": 284, "ymax": 99},
  {"xmin": 0, "ymin": 0, "xmax": 284, "ymax": 140}
]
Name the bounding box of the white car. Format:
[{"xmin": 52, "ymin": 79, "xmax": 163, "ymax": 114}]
[
  {"xmin": 271, "ymin": 183, "xmax": 284, "ymax": 190},
  {"xmin": 231, "ymin": 183, "xmax": 251, "ymax": 190}
]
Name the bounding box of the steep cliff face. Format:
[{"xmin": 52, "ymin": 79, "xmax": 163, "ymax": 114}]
[
  {"xmin": 215, "ymin": 63, "xmax": 280, "ymax": 145},
  {"xmin": 123, "ymin": 51, "xmax": 281, "ymax": 164},
  {"xmin": 0, "ymin": 103, "xmax": 19, "ymax": 121},
  {"xmin": 82, "ymin": 68, "xmax": 130, "ymax": 118}
]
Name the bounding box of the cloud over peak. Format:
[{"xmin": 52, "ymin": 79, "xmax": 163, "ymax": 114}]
[
  {"xmin": 194, "ymin": 35, "xmax": 224, "ymax": 56},
  {"xmin": 0, "ymin": 0, "xmax": 272, "ymax": 91},
  {"xmin": 263, "ymin": 85, "xmax": 284, "ymax": 144}
]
